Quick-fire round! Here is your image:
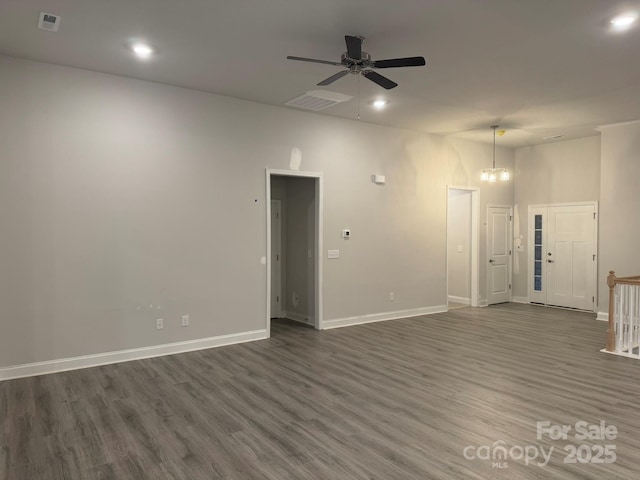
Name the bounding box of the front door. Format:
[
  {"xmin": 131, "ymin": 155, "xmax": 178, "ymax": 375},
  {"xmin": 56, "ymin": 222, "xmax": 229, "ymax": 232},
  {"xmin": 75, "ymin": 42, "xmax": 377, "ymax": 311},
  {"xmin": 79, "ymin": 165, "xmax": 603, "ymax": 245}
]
[
  {"xmin": 487, "ymin": 206, "xmax": 512, "ymax": 305},
  {"xmin": 546, "ymin": 204, "xmax": 596, "ymax": 310}
]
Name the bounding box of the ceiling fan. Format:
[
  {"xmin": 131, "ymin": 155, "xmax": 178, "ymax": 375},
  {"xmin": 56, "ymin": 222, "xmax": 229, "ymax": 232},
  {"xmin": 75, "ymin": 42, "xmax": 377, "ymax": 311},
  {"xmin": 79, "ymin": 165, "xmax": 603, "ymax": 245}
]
[{"xmin": 287, "ymin": 35, "xmax": 426, "ymax": 90}]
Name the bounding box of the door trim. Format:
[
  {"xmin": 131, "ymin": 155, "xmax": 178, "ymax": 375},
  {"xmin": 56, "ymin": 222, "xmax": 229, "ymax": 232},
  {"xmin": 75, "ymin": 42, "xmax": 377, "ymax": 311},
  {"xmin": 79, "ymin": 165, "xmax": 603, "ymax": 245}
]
[
  {"xmin": 486, "ymin": 204, "xmax": 513, "ymax": 305},
  {"xmin": 527, "ymin": 201, "xmax": 598, "ymax": 312},
  {"xmin": 446, "ymin": 186, "xmax": 480, "ymax": 308},
  {"xmin": 266, "ymin": 169, "xmax": 323, "ymax": 336}
]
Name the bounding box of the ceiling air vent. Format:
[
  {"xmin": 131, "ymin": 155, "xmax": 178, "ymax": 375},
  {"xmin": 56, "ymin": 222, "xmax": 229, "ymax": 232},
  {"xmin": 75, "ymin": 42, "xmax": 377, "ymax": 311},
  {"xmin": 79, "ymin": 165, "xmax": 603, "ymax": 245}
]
[
  {"xmin": 38, "ymin": 12, "xmax": 61, "ymax": 32},
  {"xmin": 284, "ymin": 90, "xmax": 352, "ymax": 111}
]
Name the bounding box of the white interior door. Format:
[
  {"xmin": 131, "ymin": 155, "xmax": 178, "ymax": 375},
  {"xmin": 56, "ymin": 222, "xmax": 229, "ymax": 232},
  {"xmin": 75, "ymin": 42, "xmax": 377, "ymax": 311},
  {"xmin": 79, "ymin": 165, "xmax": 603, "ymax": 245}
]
[
  {"xmin": 487, "ymin": 206, "xmax": 512, "ymax": 305},
  {"xmin": 546, "ymin": 204, "xmax": 596, "ymax": 310},
  {"xmin": 270, "ymin": 200, "xmax": 282, "ymax": 318}
]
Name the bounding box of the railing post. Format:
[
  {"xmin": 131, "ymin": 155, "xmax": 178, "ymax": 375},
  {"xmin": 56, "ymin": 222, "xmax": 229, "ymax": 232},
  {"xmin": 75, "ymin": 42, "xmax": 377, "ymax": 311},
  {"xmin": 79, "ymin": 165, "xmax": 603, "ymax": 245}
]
[{"xmin": 606, "ymin": 271, "xmax": 616, "ymax": 352}]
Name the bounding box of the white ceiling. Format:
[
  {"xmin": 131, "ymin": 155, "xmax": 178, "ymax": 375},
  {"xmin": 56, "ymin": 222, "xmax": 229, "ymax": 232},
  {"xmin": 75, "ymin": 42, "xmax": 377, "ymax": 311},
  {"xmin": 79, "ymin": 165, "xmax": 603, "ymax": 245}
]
[{"xmin": 2, "ymin": 0, "xmax": 640, "ymax": 147}]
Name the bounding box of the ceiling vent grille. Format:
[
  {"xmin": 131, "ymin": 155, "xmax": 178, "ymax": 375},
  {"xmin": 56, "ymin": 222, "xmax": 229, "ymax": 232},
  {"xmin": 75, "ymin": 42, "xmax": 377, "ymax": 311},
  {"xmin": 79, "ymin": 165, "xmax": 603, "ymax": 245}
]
[
  {"xmin": 38, "ymin": 12, "xmax": 61, "ymax": 32},
  {"xmin": 284, "ymin": 90, "xmax": 352, "ymax": 111}
]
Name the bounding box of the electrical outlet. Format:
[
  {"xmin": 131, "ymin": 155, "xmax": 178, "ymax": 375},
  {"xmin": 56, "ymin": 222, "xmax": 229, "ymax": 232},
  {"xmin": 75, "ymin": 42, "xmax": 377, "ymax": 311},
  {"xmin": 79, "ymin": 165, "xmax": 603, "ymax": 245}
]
[
  {"xmin": 156, "ymin": 318, "xmax": 163, "ymax": 330},
  {"xmin": 181, "ymin": 315, "xmax": 189, "ymax": 327},
  {"xmin": 389, "ymin": 292, "xmax": 395, "ymax": 301}
]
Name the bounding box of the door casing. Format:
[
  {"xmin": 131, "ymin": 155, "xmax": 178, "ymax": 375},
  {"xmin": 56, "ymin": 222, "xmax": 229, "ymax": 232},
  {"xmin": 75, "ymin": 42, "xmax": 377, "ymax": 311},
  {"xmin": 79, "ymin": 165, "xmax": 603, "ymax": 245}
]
[
  {"xmin": 266, "ymin": 169, "xmax": 323, "ymax": 336},
  {"xmin": 446, "ymin": 186, "xmax": 480, "ymax": 308}
]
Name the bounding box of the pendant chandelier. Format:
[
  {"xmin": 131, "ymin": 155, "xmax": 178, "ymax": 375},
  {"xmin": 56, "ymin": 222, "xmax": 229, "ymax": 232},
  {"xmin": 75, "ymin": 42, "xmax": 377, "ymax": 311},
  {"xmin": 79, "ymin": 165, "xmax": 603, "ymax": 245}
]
[{"xmin": 481, "ymin": 125, "xmax": 510, "ymax": 182}]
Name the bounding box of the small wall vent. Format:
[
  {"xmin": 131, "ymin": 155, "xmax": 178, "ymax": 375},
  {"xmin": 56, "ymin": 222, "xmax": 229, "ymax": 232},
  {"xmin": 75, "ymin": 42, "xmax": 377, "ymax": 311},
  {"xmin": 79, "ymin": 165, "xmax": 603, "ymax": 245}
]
[
  {"xmin": 284, "ymin": 90, "xmax": 352, "ymax": 111},
  {"xmin": 38, "ymin": 12, "xmax": 61, "ymax": 32}
]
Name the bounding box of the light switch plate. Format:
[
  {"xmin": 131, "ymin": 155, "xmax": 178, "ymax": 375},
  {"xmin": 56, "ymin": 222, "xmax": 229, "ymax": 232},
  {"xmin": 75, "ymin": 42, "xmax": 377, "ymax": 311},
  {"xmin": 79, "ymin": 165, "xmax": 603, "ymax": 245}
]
[{"xmin": 328, "ymin": 249, "xmax": 340, "ymax": 259}]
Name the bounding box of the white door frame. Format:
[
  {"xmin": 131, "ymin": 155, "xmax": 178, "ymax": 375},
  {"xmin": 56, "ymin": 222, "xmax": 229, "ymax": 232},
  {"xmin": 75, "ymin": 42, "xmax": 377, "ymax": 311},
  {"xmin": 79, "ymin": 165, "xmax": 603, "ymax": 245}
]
[
  {"xmin": 486, "ymin": 204, "xmax": 513, "ymax": 305},
  {"xmin": 446, "ymin": 186, "xmax": 480, "ymax": 308},
  {"xmin": 527, "ymin": 201, "xmax": 598, "ymax": 312},
  {"xmin": 266, "ymin": 169, "xmax": 323, "ymax": 336}
]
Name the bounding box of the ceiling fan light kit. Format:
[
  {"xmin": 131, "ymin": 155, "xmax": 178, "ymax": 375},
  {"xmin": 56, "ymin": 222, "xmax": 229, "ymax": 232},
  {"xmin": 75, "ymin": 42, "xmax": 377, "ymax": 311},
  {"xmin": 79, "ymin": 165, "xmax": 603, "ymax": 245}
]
[
  {"xmin": 372, "ymin": 99, "xmax": 388, "ymax": 109},
  {"xmin": 287, "ymin": 35, "xmax": 426, "ymax": 90},
  {"xmin": 481, "ymin": 125, "xmax": 510, "ymax": 183}
]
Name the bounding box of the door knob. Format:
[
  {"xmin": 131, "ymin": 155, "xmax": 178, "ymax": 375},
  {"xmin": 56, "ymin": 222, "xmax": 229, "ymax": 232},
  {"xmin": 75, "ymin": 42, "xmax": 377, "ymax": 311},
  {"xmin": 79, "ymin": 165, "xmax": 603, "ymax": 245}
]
[
  {"xmin": 489, "ymin": 259, "xmax": 495, "ymax": 263},
  {"xmin": 547, "ymin": 259, "xmax": 554, "ymax": 263}
]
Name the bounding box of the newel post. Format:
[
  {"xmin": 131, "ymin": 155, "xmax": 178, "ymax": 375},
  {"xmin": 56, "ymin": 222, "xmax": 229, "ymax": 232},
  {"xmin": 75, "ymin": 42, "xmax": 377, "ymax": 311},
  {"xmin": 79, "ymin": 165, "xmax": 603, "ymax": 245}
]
[{"xmin": 606, "ymin": 271, "xmax": 616, "ymax": 352}]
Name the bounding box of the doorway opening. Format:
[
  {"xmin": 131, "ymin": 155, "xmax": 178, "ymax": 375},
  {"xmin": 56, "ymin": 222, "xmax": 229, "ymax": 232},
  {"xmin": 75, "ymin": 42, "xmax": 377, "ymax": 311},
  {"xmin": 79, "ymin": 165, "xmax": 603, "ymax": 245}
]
[
  {"xmin": 446, "ymin": 186, "xmax": 479, "ymax": 310},
  {"xmin": 266, "ymin": 169, "xmax": 323, "ymax": 337}
]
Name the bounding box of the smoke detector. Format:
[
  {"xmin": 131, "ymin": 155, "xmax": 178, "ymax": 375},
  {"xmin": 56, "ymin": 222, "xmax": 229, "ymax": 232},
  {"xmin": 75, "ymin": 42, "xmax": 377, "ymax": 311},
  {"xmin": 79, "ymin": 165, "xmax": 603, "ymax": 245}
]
[
  {"xmin": 38, "ymin": 12, "xmax": 61, "ymax": 32},
  {"xmin": 285, "ymin": 90, "xmax": 352, "ymax": 111}
]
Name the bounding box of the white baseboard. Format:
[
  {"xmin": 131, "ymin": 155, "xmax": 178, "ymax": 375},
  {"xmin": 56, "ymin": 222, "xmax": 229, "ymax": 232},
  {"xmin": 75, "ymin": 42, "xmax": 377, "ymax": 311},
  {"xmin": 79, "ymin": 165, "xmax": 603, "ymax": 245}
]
[
  {"xmin": 447, "ymin": 296, "xmax": 471, "ymax": 305},
  {"xmin": 596, "ymin": 311, "xmax": 609, "ymax": 322},
  {"xmin": 512, "ymin": 296, "xmax": 530, "ymax": 304},
  {"xmin": 283, "ymin": 311, "xmax": 314, "ymax": 327},
  {"xmin": 0, "ymin": 329, "xmax": 267, "ymax": 382},
  {"xmin": 600, "ymin": 348, "xmax": 640, "ymax": 359},
  {"xmin": 321, "ymin": 305, "xmax": 447, "ymax": 330}
]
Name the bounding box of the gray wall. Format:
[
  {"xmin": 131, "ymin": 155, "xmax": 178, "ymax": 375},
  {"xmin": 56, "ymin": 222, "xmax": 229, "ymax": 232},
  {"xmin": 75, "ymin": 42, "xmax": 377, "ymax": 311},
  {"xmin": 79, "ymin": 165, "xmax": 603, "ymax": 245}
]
[
  {"xmin": 512, "ymin": 136, "xmax": 601, "ymax": 299},
  {"xmin": 598, "ymin": 121, "xmax": 640, "ymax": 314},
  {"xmin": 447, "ymin": 190, "xmax": 471, "ymax": 301},
  {"xmin": 0, "ymin": 55, "xmax": 514, "ymax": 368}
]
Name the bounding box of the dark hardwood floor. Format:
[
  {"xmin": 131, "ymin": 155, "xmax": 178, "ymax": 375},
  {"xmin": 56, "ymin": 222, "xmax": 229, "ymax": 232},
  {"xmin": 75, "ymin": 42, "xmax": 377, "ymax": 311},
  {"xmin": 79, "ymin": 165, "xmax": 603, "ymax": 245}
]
[{"xmin": 2, "ymin": 304, "xmax": 639, "ymax": 479}]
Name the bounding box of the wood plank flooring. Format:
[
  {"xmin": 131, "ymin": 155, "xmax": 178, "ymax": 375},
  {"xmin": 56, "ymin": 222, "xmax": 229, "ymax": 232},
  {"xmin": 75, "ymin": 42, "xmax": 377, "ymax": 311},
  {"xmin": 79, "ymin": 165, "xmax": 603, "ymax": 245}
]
[{"xmin": 2, "ymin": 304, "xmax": 640, "ymax": 479}]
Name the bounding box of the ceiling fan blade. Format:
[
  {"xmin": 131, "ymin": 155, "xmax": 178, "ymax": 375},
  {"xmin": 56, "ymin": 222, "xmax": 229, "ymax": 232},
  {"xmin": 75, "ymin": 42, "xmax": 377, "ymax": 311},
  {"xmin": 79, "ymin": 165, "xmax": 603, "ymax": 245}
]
[
  {"xmin": 362, "ymin": 70, "xmax": 398, "ymax": 90},
  {"xmin": 287, "ymin": 56, "xmax": 343, "ymax": 66},
  {"xmin": 317, "ymin": 70, "xmax": 349, "ymax": 86},
  {"xmin": 345, "ymin": 35, "xmax": 362, "ymax": 60},
  {"xmin": 374, "ymin": 56, "xmax": 426, "ymax": 69}
]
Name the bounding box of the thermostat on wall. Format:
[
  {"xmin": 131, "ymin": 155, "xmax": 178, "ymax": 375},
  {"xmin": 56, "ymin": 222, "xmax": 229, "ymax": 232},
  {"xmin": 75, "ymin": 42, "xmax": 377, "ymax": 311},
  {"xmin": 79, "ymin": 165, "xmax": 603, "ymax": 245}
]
[{"xmin": 342, "ymin": 229, "xmax": 351, "ymax": 239}]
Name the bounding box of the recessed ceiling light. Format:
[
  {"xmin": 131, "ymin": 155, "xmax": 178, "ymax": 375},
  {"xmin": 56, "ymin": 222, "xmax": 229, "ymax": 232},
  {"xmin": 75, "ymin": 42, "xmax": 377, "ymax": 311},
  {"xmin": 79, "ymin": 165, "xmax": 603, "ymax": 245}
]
[
  {"xmin": 372, "ymin": 99, "xmax": 388, "ymax": 110},
  {"xmin": 611, "ymin": 13, "xmax": 637, "ymax": 30},
  {"xmin": 131, "ymin": 43, "xmax": 154, "ymax": 59}
]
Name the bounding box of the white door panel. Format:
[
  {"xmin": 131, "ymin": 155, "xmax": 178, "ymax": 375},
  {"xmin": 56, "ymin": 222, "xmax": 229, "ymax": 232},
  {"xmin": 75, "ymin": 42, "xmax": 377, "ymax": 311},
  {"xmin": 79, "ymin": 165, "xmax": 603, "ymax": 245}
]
[
  {"xmin": 492, "ymin": 265, "xmax": 508, "ymax": 293},
  {"xmin": 492, "ymin": 215, "xmax": 508, "ymax": 255},
  {"xmin": 572, "ymin": 242, "xmax": 589, "ymax": 299}
]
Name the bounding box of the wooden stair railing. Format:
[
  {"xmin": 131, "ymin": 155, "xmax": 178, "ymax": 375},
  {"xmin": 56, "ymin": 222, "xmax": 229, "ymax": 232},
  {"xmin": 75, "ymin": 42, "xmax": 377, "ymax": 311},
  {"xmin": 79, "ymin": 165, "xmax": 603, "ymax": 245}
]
[{"xmin": 606, "ymin": 271, "xmax": 640, "ymax": 353}]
